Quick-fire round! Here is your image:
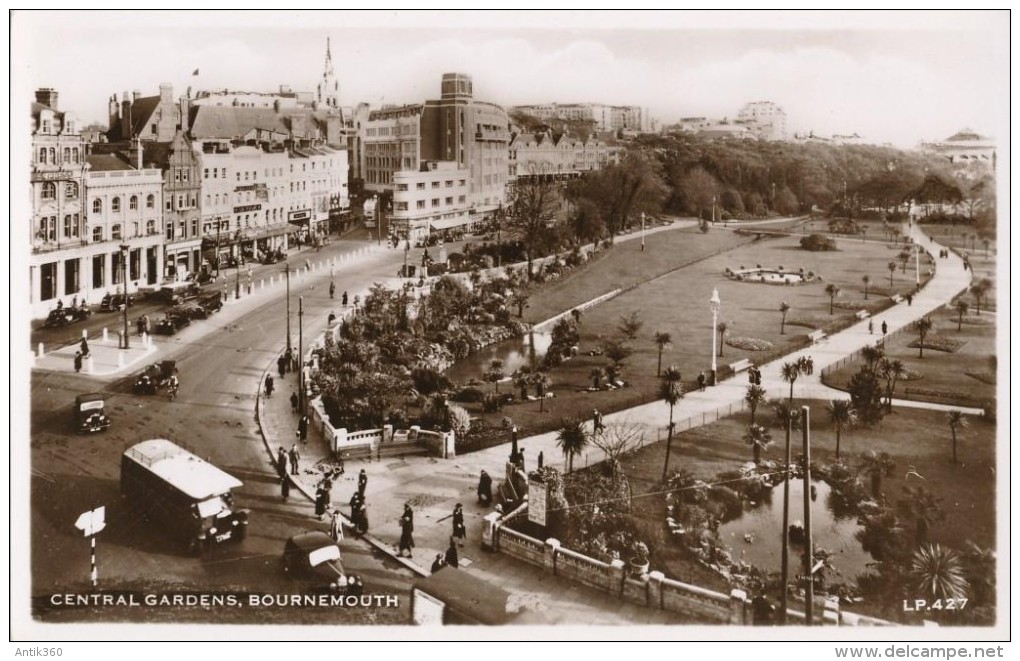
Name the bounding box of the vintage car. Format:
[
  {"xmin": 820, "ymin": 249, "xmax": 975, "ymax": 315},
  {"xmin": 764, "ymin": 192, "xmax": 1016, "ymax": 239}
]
[
  {"xmin": 73, "ymin": 393, "xmax": 111, "ymax": 433},
  {"xmin": 156, "ymin": 282, "xmax": 201, "ymax": 306},
  {"xmin": 99, "ymin": 293, "xmax": 134, "ymax": 312},
  {"xmin": 154, "ymin": 310, "xmax": 192, "ymax": 335},
  {"xmin": 199, "ymin": 293, "xmax": 223, "ymax": 315},
  {"xmin": 282, "ymin": 531, "xmax": 351, "ymax": 593},
  {"xmin": 134, "ymin": 360, "xmax": 177, "ymax": 395},
  {"xmin": 43, "ymin": 305, "xmax": 91, "ymax": 328}
]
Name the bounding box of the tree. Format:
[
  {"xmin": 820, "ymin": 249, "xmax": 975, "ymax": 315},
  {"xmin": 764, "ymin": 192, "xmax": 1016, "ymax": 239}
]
[
  {"xmin": 888, "ymin": 261, "xmax": 897, "ymax": 288},
  {"xmin": 775, "ymin": 185, "xmax": 800, "ymax": 216},
  {"xmin": 659, "ymin": 366, "xmax": 685, "ymax": 482},
  {"xmin": 826, "ymin": 399, "xmax": 857, "ymax": 459},
  {"xmin": 862, "ymin": 275, "xmax": 871, "ymax": 300},
  {"xmin": 859, "ymin": 450, "xmax": 895, "ymax": 499},
  {"xmin": 603, "ymin": 339, "xmax": 633, "ymax": 373},
  {"xmin": 971, "ymin": 278, "xmax": 992, "ymax": 315},
  {"xmin": 676, "ymin": 165, "xmax": 721, "ymax": 220},
  {"xmin": 745, "ymin": 384, "xmax": 767, "ymax": 426},
  {"xmin": 779, "ymin": 301, "xmax": 790, "ymax": 335},
  {"xmin": 589, "ymin": 418, "xmax": 645, "ymax": 474},
  {"xmin": 860, "ymin": 344, "xmax": 885, "ymax": 371},
  {"xmin": 653, "ymin": 331, "xmax": 672, "ymax": 377},
  {"xmin": 716, "ymin": 321, "xmax": 728, "ymax": 357},
  {"xmin": 509, "ymin": 286, "xmax": 530, "ymax": 318},
  {"xmin": 556, "ymin": 417, "xmax": 590, "ymax": 473},
  {"xmin": 574, "ymin": 151, "xmax": 667, "ymax": 240},
  {"xmin": 955, "ymin": 299, "xmax": 970, "ymax": 332},
  {"xmin": 825, "ymin": 283, "xmax": 841, "ymax": 315},
  {"xmin": 484, "ymin": 359, "xmax": 505, "ymax": 394},
  {"xmin": 878, "ymin": 358, "xmax": 906, "ymax": 411},
  {"xmin": 743, "ymin": 423, "xmax": 773, "ymax": 464},
  {"xmin": 770, "ymin": 398, "xmax": 802, "ymax": 434},
  {"xmin": 911, "ymin": 544, "xmax": 969, "ymax": 603},
  {"xmin": 618, "ymin": 312, "xmax": 643, "ymax": 341},
  {"xmin": 946, "ymin": 410, "xmax": 969, "ymax": 464},
  {"xmin": 446, "ymin": 404, "xmax": 472, "ymax": 440},
  {"xmin": 914, "ymin": 317, "xmax": 933, "ymax": 358},
  {"xmin": 848, "ymin": 364, "xmax": 887, "ymax": 426},
  {"xmin": 513, "ymin": 367, "xmax": 532, "ymax": 401},
  {"xmin": 898, "ymin": 485, "xmax": 945, "ymax": 545},
  {"xmin": 781, "ymin": 361, "xmax": 801, "ymax": 402},
  {"xmin": 505, "ymin": 168, "xmax": 562, "ymax": 279},
  {"xmin": 533, "ymin": 371, "xmax": 552, "ymax": 412}
]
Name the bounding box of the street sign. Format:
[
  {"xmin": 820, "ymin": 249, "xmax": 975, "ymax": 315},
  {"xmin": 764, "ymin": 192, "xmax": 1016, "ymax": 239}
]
[
  {"xmin": 75, "ymin": 506, "xmax": 106, "ymax": 537},
  {"xmin": 528, "ymin": 479, "xmax": 547, "ymax": 526}
]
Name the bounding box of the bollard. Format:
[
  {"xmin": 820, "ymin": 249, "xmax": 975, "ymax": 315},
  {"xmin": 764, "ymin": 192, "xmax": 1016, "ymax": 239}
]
[
  {"xmin": 102, "ymin": 327, "xmax": 108, "ymax": 341},
  {"xmin": 261, "ymin": 279, "xmax": 264, "ymax": 290},
  {"xmin": 86, "ymin": 357, "xmax": 94, "ymax": 374},
  {"xmin": 37, "ymin": 342, "xmax": 44, "ymax": 357},
  {"xmin": 82, "ymin": 328, "xmax": 88, "ymax": 339},
  {"xmin": 142, "ymin": 332, "xmax": 148, "ymax": 347}
]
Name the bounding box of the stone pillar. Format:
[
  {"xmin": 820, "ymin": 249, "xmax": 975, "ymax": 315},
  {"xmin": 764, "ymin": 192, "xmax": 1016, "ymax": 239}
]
[
  {"xmin": 103, "ymin": 327, "xmax": 108, "ymax": 341},
  {"xmin": 729, "ymin": 589, "xmax": 748, "ymax": 625},
  {"xmin": 481, "ymin": 511, "xmax": 501, "ymax": 552},
  {"xmin": 609, "ymin": 558, "xmax": 626, "ymax": 596},
  {"xmin": 444, "ymin": 430, "xmax": 456, "ymax": 459},
  {"xmin": 543, "ymin": 538, "xmax": 560, "ymax": 574},
  {"xmin": 86, "ymin": 357, "xmax": 94, "ymax": 374},
  {"xmin": 334, "ymin": 427, "xmax": 347, "ymax": 455},
  {"xmin": 382, "ymin": 424, "xmax": 394, "ymax": 444},
  {"xmin": 647, "ymin": 571, "xmax": 665, "ymax": 610},
  {"xmin": 823, "ymin": 596, "xmax": 840, "ymax": 626},
  {"xmin": 37, "ymin": 343, "xmax": 44, "ymax": 357},
  {"xmin": 409, "ymin": 425, "xmax": 420, "ymax": 442}
]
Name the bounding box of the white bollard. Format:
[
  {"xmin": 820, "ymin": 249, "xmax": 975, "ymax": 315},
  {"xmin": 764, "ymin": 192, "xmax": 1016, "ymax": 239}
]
[
  {"xmin": 86, "ymin": 357, "xmax": 94, "ymax": 374},
  {"xmin": 82, "ymin": 328, "xmax": 88, "ymax": 339},
  {"xmin": 261, "ymin": 279, "xmax": 265, "ymax": 290},
  {"xmin": 142, "ymin": 332, "xmax": 148, "ymax": 347},
  {"xmin": 37, "ymin": 342, "xmax": 44, "ymax": 357},
  {"xmin": 102, "ymin": 327, "xmax": 108, "ymax": 341}
]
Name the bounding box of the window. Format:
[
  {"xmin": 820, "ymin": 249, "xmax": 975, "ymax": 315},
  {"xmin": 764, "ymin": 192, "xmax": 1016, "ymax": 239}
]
[
  {"xmin": 174, "ymin": 170, "xmax": 181, "ymax": 182},
  {"xmin": 221, "ymin": 168, "xmax": 226, "ymax": 178},
  {"xmin": 213, "ymin": 168, "xmax": 217, "ymax": 178},
  {"xmin": 49, "ymin": 148, "xmax": 56, "ymax": 163},
  {"xmin": 112, "ymin": 197, "xmax": 121, "ymax": 212},
  {"xmin": 63, "ymin": 148, "xmax": 70, "ymax": 162},
  {"xmin": 396, "ymin": 202, "xmax": 408, "ymax": 211},
  {"xmin": 458, "ymin": 195, "xmax": 466, "ymax": 203},
  {"xmin": 146, "ymin": 194, "xmax": 155, "ymax": 209},
  {"xmin": 432, "ymin": 181, "xmax": 440, "ymax": 189},
  {"xmin": 432, "ymin": 198, "xmax": 440, "ymax": 208},
  {"xmin": 129, "ymin": 195, "xmax": 138, "ymax": 210},
  {"xmin": 204, "ymin": 168, "xmax": 209, "ymax": 179},
  {"xmin": 41, "ymin": 120, "xmax": 51, "ymax": 134},
  {"xmin": 166, "ymin": 223, "xmax": 174, "ymax": 240},
  {"xmin": 65, "ymin": 182, "xmax": 78, "ymax": 199},
  {"xmin": 39, "ymin": 148, "xmax": 47, "ymax": 164},
  {"xmin": 191, "ymin": 219, "xmax": 198, "ymax": 236},
  {"xmin": 166, "ymin": 200, "xmax": 172, "ymax": 211},
  {"xmin": 147, "ymin": 219, "xmax": 156, "ymax": 235},
  {"xmin": 445, "ymin": 197, "xmax": 453, "ymax": 205},
  {"xmin": 236, "ymin": 172, "xmax": 241, "ymax": 182},
  {"xmin": 111, "ymin": 224, "xmax": 122, "ymax": 240},
  {"xmin": 72, "ymin": 214, "xmax": 80, "ymax": 237},
  {"xmin": 416, "ymin": 182, "xmax": 425, "ymax": 190},
  {"xmin": 41, "ymin": 182, "xmax": 56, "ymax": 200},
  {"xmin": 416, "ymin": 200, "xmax": 425, "ymax": 210},
  {"xmin": 92, "ymin": 254, "xmax": 105, "ymax": 288},
  {"xmin": 132, "ymin": 222, "xmax": 139, "ymax": 237},
  {"xmin": 92, "ymin": 227, "xmax": 103, "ymax": 243},
  {"xmin": 63, "ymin": 215, "xmax": 72, "ymax": 238},
  {"xmin": 178, "ymin": 195, "xmax": 184, "ymax": 209},
  {"xmin": 459, "ymin": 179, "xmax": 467, "ymax": 186},
  {"xmin": 446, "ymin": 180, "xmax": 453, "ymax": 188},
  {"xmin": 182, "ymin": 170, "xmax": 189, "ymax": 182},
  {"xmin": 151, "ymin": 123, "xmax": 157, "ymax": 135}
]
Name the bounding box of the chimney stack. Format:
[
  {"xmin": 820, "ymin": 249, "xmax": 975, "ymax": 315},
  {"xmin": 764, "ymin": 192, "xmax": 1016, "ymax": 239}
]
[
  {"xmin": 121, "ymin": 90, "xmax": 133, "ymax": 141},
  {"xmin": 35, "ymin": 88, "xmax": 59, "ymax": 110},
  {"xmin": 135, "ymin": 139, "xmax": 143, "ymax": 169},
  {"xmin": 133, "ymin": 89, "xmax": 142, "ymax": 102}
]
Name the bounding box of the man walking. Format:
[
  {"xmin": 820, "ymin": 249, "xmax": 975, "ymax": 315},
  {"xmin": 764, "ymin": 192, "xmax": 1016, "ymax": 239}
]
[
  {"xmin": 329, "ymin": 281, "xmax": 335, "ymax": 299},
  {"xmin": 265, "ymin": 374, "xmax": 274, "ymax": 398},
  {"xmin": 342, "ymin": 291, "xmax": 348, "ymax": 307},
  {"xmin": 74, "ymin": 351, "xmax": 83, "ymax": 373},
  {"xmin": 329, "ymin": 509, "xmax": 344, "ymax": 542},
  {"xmin": 697, "ymin": 371, "xmax": 707, "ymax": 391},
  {"xmin": 592, "ymin": 409, "xmax": 604, "ymax": 433},
  {"xmin": 398, "ymin": 504, "xmax": 415, "ymax": 558},
  {"xmin": 290, "ymin": 391, "xmax": 299, "ymax": 413},
  {"xmin": 297, "ymin": 415, "xmax": 309, "ymax": 444},
  {"xmin": 276, "ymin": 447, "xmax": 287, "ymax": 479},
  {"xmin": 881, "ymin": 321, "xmax": 888, "ymax": 336},
  {"xmin": 452, "ymin": 503, "xmax": 466, "ymax": 545},
  {"xmin": 357, "ymin": 469, "xmax": 368, "ymax": 496},
  {"xmin": 289, "ymin": 444, "xmax": 300, "ymax": 476},
  {"xmin": 277, "ymin": 355, "xmax": 287, "ymax": 379}
]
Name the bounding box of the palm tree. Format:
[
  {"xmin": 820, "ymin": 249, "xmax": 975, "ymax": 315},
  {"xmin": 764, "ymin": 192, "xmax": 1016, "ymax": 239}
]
[
  {"xmin": 879, "ymin": 358, "xmax": 906, "ymax": 411},
  {"xmin": 898, "ymin": 485, "xmax": 945, "ymax": 545},
  {"xmin": 533, "ymin": 371, "xmax": 552, "ymax": 412},
  {"xmin": 716, "ymin": 321, "xmax": 728, "ymax": 357},
  {"xmin": 660, "ymin": 365, "xmax": 685, "ymax": 482},
  {"xmin": 743, "ymin": 423, "xmax": 773, "ymax": 464},
  {"xmin": 914, "ymin": 317, "xmax": 933, "ymax": 358},
  {"xmin": 946, "ymin": 410, "xmax": 969, "ymax": 464},
  {"xmin": 861, "ymin": 344, "xmax": 885, "ymax": 371},
  {"xmin": 745, "ymin": 384, "xmax": 767, "ymax": 426},
  {"xmin": 556, "ymin": 417, "xmax": 589, "ymax": 473},
  {"xmin": 888, "ymin": 261, "xmax": 897, "ymax": 288},
  {"xmin": 825, "ymin": 284, "xmax": 841, "ymax": 315},
  {"xmin": 484, "ymin": 359, "xmax": 505, "ymax": 394},
  {"xmin": 912, "ymin": 544, "xmax": 969, "ymax": 602},
  {"xmin": 653, "ymin": 331, "xmax": 672, "ymax": 377},
  {"xmin": 779, "ymin": 301, "xmax": 790, "ymax": 335},
  {"xmin": 955, "ymin": 299, "xmax": 970, "ymax": 331},
  {"xmin": 826, "ymin": 399, "xmax": 857, "ymax": 459},
  {"xmin": 862, "ymin": 275, "xmax": 870, "ymax": 300},
  {"xmin": 859, "ymin": 450, "xmax": 895, "ymax": 499},
  {"xmin": 780, "ymin": 361, "xmax": 801, "ymax": 402},
  {"xmin": 510, "ymin": 287, "xmax": 530, "ymax": 318},
  {"xmin": 770, "ymin": 398, "xmax": 802, "ymax": 433}
]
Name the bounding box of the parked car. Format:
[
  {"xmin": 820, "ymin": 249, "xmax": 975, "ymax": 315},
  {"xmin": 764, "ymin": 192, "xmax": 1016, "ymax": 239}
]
[
  {"xmin": 199, "ymin": 293, "xmax": 223, "ymax": 315},
  {"xmin": 134, "ymin": 360, "xmax": 178, "ymax": 395},
  {"xmin": 156, "ymin": 282, "xmax": 201, "ymax": 306},
  {"xmin": 99, "ymin": 293, "xmax": 134, "ymax": 312},
  {"xmin": 154, "ymin": 310, "xmax": 192, "ymax": 335},
  {"xmin": 282, "ymin": 531, "xmax": 350, "ymax": 593},
  {"xmin": 73, "ymin": 393, "xmax": 111, "ymax": 433}
]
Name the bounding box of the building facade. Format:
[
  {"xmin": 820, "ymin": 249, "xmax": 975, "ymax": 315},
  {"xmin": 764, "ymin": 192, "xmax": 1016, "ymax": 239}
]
[
  {"xmin": 390, "ymin": 161, "xmax": 471, "ymax": 242},
  {"xmin": 511, "ymin": 103, "xmax": 647, "ymax": 133},
  {"xmin": 736, "ymin": 101, "xmax": 787, "ymax": 141},
  {"xmin": 508, "ymin": 131, "xmax": 616, "ymax": 179},
  {"xmin": 923, "ymin": 128, "xmax": 997, "ymax": 173}
]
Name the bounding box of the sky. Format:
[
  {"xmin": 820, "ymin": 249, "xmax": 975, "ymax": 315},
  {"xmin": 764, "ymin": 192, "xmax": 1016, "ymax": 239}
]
[{"xmin": 12, "ymin": 10, "xmax": 1009, "ymax": 147}]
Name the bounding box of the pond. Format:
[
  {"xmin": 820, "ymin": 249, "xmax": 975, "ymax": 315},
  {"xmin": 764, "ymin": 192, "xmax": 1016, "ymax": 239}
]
[
  {"xmin": 717, "ymin": 478, "xmax": 874, "ymax": 583},
  {"xmin": 444, "ymin": 329, "xmax": 554, "ymax": 384}
]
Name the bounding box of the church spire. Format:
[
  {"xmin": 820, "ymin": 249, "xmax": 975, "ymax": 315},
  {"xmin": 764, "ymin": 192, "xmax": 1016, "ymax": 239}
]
[
  {"xmin": 318, "ymin": 36, "xmax": 340, "ymax": 111},
  {"xmin": 324, "ymin": 37, "xmax": 334, "ymax": 79}
]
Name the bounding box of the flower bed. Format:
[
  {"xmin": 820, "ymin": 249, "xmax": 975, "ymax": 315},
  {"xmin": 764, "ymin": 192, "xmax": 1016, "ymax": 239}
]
[
  {"xmin": 785, "ymin": 315, "xmax": 831, "ymax": 329},
  {"xmin": 725, "ymin": 337, "xmax": 775, "ymax": 352},
  {"xmin": 724, "ymin": 265, "xmax": 817, "ymax": 286},
  {"xmin": 899, "ymin": 368, "xmax": 923, "ymax": 381},
  {"xmin": 907, "ymin": 335, "xmax": 965, "ymax": 353},
  {"xmin": 965, "ymin": 371, "xmax": 996, "ymax": 385},
  {"xmin": 958, "ymin": 316, "xmax": 995, "ymax": 326}
]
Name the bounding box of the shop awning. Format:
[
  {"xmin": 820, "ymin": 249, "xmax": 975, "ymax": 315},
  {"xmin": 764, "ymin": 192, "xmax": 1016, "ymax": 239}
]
[{"xmin": 429, "ymin": 216, "xmax": 472, "ymax": 231}]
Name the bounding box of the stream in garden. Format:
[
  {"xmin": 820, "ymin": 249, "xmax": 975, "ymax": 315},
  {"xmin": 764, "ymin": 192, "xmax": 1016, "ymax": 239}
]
[
  {"xmin": 717, "ymin": 479, "xmax": 875, "ymax": 582},
  {"xmin": 445, "ymin": 330, "xmax": 554, "ymax": 384}
]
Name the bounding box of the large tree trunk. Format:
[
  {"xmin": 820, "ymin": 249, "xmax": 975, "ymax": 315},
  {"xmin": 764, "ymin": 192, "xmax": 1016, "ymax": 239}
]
[{"xmin": 661, "ymin": 408, "xmax": 675, "ymax": 482}]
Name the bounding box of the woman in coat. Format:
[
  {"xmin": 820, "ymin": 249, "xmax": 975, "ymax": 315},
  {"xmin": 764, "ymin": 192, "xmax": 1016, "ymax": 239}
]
[
  {"xmin": 452, "ymin": 503, "xmax": 466, "ymax": 543},
  {"xmin": 444, "ymin": 536, "xmax": 459, "ymax": 568}
]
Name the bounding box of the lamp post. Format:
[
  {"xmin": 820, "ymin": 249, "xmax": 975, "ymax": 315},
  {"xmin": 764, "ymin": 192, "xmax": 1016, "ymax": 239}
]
[
  {"xmin": 640, "ymin": 212, "xmax": 646, "ymax": 252},
  {"xmin": 709, "ymin": 288, "xmax": 721, "ymax": 382},
  {"xmin": 119, "ymin": 243, "xmax": 130, "ymax": 349},
  {"xmin": 914, "ymin": 243, "xmax": 921, "ymax": 286},
  {"xmin": 403, "ymin": 239, "xmax": 410, "ymax": 278},
  {"xmin": 298, "ymin": 295, "xmax": 304, "ymax": 415},
  {"xmin": 802, "ymin": 405, "xmax": 814, "ymax": 625}
]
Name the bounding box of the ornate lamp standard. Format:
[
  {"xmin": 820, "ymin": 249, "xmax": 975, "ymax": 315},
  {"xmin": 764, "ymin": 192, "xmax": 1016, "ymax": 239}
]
[
  {"xmin": 119, "ymin": 243, "xmax": 130, "ymax": 349},
  {"xmin": 709, "ymin": 288, "xmax": 721, "ymax": 383}
]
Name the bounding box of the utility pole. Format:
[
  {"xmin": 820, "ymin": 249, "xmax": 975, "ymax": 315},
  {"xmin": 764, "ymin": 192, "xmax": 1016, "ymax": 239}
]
[
  {"xmin": 119, "ymin": 244, "xmax": 130, "ymax": 349},
  {"xmin": 802, "ymin": 405, "xmax": 814, "ymax": 626},
  {"xmin": 780, "ymin": 410, "xmax": 792, "ymax": 625},
  {"xmin": 285, "ymin": 264, "xmax": 292, "ymax": 354},
  {"xmin": 298, "ymin": 295, "xmax": 304, "ymax": 415}
]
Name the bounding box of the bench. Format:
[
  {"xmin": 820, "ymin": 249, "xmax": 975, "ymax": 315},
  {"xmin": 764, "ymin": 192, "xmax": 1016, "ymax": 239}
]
[
  {"xmin": 855, "ymin": 310, "xmax": 870, "ymax": 320},
  {"xmin": 808, "ymin": 329, "xmax": 826, "ymax": 343},
  {"xmin": 729, "ymin": 358, "xmax": 754, "ymax": 373},
  {"xmin": 891, "ymin": 294, "xmax": 904, "ymax": 303}
]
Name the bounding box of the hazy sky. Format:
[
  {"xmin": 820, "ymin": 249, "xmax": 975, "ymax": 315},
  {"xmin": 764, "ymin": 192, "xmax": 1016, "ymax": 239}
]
[{"xmin": 12, "ymin": 10, "xmax": 1009, "ymax": 147}]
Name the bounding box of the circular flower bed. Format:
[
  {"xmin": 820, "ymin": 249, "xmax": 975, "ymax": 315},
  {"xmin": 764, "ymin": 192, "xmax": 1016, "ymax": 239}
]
[
  {"xmin": 908, "ymin": 335, "xmax": 966, "ymax": 353},
  {"xmin": 725, "ymin": 337, "xmax": 775, "ymax": 352},
  {"xmin": 725, "ymin": 266, "xmax": 817, "ymax": 286}
]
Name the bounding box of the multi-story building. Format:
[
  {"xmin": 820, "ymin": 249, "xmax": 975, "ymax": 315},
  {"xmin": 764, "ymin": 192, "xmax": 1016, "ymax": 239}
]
[
  {"xmin": 737, "ymin": 101, "xmax": 787, "ymax": 141},
  {"xmin": 511, "ymin": 103, "xmax": 647, "ymax": 133},
  {"xmin": 923, "ymin": 128, "xmax": 997, "ymax": 172},
  {"xmin": 390, "ymin": 161, "xmax": 471, "ymax": 242},
  {"xmin": 508, "ymin": 131, "xmax": 616, "ymax": 179}
]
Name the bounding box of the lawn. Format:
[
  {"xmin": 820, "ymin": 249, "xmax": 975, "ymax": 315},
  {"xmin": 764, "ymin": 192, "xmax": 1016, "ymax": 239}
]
[
  {"xmin": 821, "ymin": 300, "xmax": 997, "ymax": 409},
  {"xmin": 577, "ymin": 402, "xmax": 997, "ymax": 619},
  {"xmin": 456, "ymin": 226, "xmax": 934, "ymax": 442}
]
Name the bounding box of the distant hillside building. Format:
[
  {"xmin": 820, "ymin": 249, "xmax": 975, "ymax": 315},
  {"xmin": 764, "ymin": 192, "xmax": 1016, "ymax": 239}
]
[
  {"xmin": 923, "ymin": 128, "xmax": 996, "ymax": 171},
  {"xmin": 508, "ymin": 130, "xmax": 618, "ymax": 179},
  {"xmin": 511, "ymin": 103, "xmax": 649, "ymax": 133},
  {"xmin": 737, "ymin": 101, "xmax": 787, "ymax": 141}
]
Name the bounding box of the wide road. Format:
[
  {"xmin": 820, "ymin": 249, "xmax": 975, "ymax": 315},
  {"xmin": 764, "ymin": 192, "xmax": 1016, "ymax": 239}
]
[{"xmin": 29, "ymin": 237, "xmax": 422, "ymax": 625}]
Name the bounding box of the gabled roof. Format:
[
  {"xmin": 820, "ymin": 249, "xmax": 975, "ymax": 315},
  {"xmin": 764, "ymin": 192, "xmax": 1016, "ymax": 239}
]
[
  {"xmin": 189, "ymin": 105, "xmax": 330, "ymax": 141},
  {"xmin": 86, "ymin": 153, "xmax": 135, "ymax": 172}
]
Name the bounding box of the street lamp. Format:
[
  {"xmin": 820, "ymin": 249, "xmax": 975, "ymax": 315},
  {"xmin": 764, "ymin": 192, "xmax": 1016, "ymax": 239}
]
[
  {"xmin": 403, "ymin": 238, "xmax": 410, "ymax": 278},
  {"xmin": 119, "ymin": 243, "xmax": 130, "ymax": 350},
  {"xmin": 284, "ymin": 264, "xmax": 292, "ymax": 355},
  {"xmin": 709, "ymin": 288, "xmax": 721, "ymax": 382},
  {"xmin": 235, "ymin": 259, "xmax": 241, "ymax": 300},
  {"xmin": 298, "ymin": 295, "xmax": 304, "ymax": 415},
  {"xmin": 495, "ymin": 203, "xmax": 504, "ymax": 269},
  {"xmin": 914, "ymin": 243, "xmax": 921, "ymax": 286},
  {"xmin": 640, "ymin": 212, "xmax": 646, "ymax": 252}
]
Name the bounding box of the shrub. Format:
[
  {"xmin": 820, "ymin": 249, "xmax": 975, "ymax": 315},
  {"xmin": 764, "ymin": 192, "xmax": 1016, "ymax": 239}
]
[
  {"xmin": 725, "ymin": 337, "xmax": 775, "ymax": 351},
  {"xmin": 800, "ymin": 234, "xmax": 837, "ymax": 251},
  {"xmin": 451, "ymin": 387, "xmax": 485, "ymax": 403}
]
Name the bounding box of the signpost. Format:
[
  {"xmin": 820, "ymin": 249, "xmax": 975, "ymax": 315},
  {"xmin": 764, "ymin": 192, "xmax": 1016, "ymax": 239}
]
[
  {"xmin": 75, "ymin": 506, "xmax": 106, "ymax": 587},
  {"xmin": 528, "ymin": 477, "xmax": 547, "ymax": 527}
]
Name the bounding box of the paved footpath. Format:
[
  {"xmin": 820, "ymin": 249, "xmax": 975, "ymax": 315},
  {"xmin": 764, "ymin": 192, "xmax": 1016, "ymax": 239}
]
[{"xmin": 258, "ymin": 223, "xmax": 974, "ymax": 623}]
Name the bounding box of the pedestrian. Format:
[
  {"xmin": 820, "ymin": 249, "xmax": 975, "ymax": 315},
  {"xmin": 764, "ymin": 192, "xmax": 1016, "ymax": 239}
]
[
  {"xmin": 289, "ymin": 444, "xmax": 300, "ymax": 476},
  {"xmin": 277, "ymin": 446, "xmax": 287, "ymax": 478},
  {"xmin": 329, "ymin": 281, "xmax": 335, "ymax": 299},
  {"xmin": 290, "ymin": 391, "xmax": 299, "ymax": 413},
  {"xmin": 538, "ymin": 451, "xmax": 544, "ymax": 469},
  {"xmin": 431, "ymin": 553, "xmax": 446, "ymax": 574},
  {"xmin": 349, "ymin": 491, "xmax": 363, "ymax": 523},
  {"xmin": 906, "ymin": 293, "xmax": 913, "ymax": 306},
  {"xmin": 342, "ymin": 291, "xmax": 348, "ymax": 307},
  {"xmin": 329, "ymin": 509, "xmax": 344, "ymax": 542},
  {"xmin": 74, "ymin": 351, "xmax": 83, "ymax": 373},
  {"xmin": 355, "ymin": 500, "xmax": 369, "ymax": 535},
  {"xmin": 592, "ymin": 409, "xmax": 604, "ymax": 433},
  {"xmin": 881, "ymin": 321, "xmax": 888, "ymax": 336},
  {"xmin": 478, "ymin": 470, "xmax": 492, "ymax": 506},
  {"xmin": 807, "ymin": 357, "xmax": 814, "ymax": 375},
  {"xmin": 697, "ymin": 371, "xmax": 707, "ymax": 391},
  {"xmin": 298, "ymin": 415, "xmax": 309, "ymax": 444},
  {"xmin": 80, "ymin": 337, "xmax": 90, "ymax": 358},
  {"xmin": 327, "ymin": 311, "xmax": 336, "ymax": 325},
  {"xmin": 281, "ymin": 475, "xmax": 290, "ymax": 500},
  {"xmin": 305, "ymin": 258, "xmax": 311, "ymax": 272},
  {"xmin": 358, "ymin": 469, "xmax": 367, "ymax": 496},
  {"xmin": 284, "ymin": 348, "xmax": 293, "ymax": 373},
  {"xmin": 265, "ymin": 374, "xmax": 274, "ymax": 398},
  {"xmin": 452, "ymin": 503, "xmax": 466, "ymax": 544},
  {"xmin": 277, "ymin": 355, "xmax": 286, "ymax": 379},
  {"xmin": 444, "ymin": 536, "xmax": 459, "ymax": 569},
  {"xmin": 137, "ymin": 317, "xmax": 145, "ymax": 335},
  {"xmin": 398, "ymin": 504, "xmax": 415, "ymax": 558},
  {"xmin": 868, "ymin": 319, "xmax": 874, "ymax": 334},
  {"xmin": 315, "ymin": 486, "xmax": 329, "ymax": 520},
  {"xmin": 143, "ymin": 314, "xmax": 150, "ymax": 335}
]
